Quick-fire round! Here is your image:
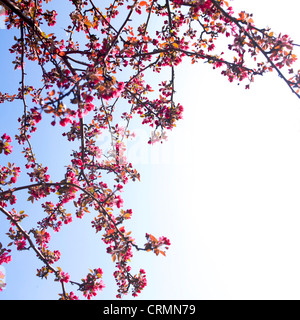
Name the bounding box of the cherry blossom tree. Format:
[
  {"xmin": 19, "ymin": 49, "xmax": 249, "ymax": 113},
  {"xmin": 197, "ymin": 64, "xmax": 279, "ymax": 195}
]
[{"xmin": 0, "ymin": 0, "xmax": 300, "ymax": 299}]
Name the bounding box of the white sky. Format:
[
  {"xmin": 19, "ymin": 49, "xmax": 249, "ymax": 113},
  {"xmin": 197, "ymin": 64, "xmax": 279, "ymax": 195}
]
[{"xmin": 125, "ymin": 0, "xmax": 300, "ymax": 299}]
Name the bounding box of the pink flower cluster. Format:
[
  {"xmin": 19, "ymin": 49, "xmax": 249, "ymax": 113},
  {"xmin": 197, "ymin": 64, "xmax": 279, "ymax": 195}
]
[
  {"xmin": 145, "ymin": 233, "xmax": 171, "ymax": 256},
  {"xmin": 79, "ymin": 268, "xmax": 105, "ymax": 300},
  {"xmin": 15, "ymin": 237, "xmax": 27, "ymax": 251},
  {"xmin": 101, "ymin": 81, "xmax": 125, "ymax": 101},
  {"xmin": 0, "ymin": 247, "xmax": 12, "ymax": 265},
  {"xmin": 59, "ymin": 291, "xmax": 79, "ymax": 300},
  {"xmin": 0, "ymin": 133, "xmax": 13, "ymax": 155},
  {"xmin": 59, "ymin": 271, "xmax": 70, "ymax": 284},
  {"xmin": 35, "ymin": 230, "xmax": 51, "ymax": 246},
  {"xmin": 54, "ymin": 269, "xmax": 70, "ymax": 284},
  {"xmin": 0, "ymin": 163, "xmax": 21, "ymax": 187},
  {"xmin": 132, "ymin": 269, "xmax": 147, "ymax": 297}
]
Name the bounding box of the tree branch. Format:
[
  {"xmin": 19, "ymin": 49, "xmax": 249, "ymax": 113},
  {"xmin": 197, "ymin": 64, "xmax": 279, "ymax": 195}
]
[
  {"xmin": 0, "ymin": 205, "xmax": 57, "ymax": 274},
  {"xmin": 0, "ymin": 0, "xmax": 77, "ymax": 77},
  {"xmin": 210, "ymin": 0, "xmax": 300, "ymax": 98},
  {"xmin": 0, "ymin": 181, "xmax": 146, "ymax": 251}
]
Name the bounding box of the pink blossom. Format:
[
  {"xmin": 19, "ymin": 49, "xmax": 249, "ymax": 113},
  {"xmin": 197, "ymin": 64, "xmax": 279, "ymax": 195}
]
[
  {"xmin": 16, "ymin": 239, "xmax": 27, "ymax": 250},
  {"xmin": 114, "ymin": 195, "xmax": 124, "ymax": 208},
  {"xmin": 10, "ymin": 176, "xmax": 17, "ymax": 184},
  {"xmin": 85, "ymin": 94, "xmax": 94, "ymax": 103},
  {"xmin": 59, "ymin": 271, "xmax": 70, "ymax": 284},
  {"xmin": 68, "ymin": 291, "xmax": 79, "ymax": 300},
  {"xmin": 59, "ymin": 117, "xmax": 71, "ymax": 127},
  {"xmin": 0, "ymin": 252, "xmax": 12, "ymax": 265},
  {"xmin": 1, "ymin": 134, "xmax": 11, "ymax": 142}
]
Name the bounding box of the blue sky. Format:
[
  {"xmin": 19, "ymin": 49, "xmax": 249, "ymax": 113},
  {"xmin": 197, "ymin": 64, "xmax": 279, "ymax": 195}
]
[{"xmin": 1, "ymin": 0, "xmax": 300, "ymax": 300}]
